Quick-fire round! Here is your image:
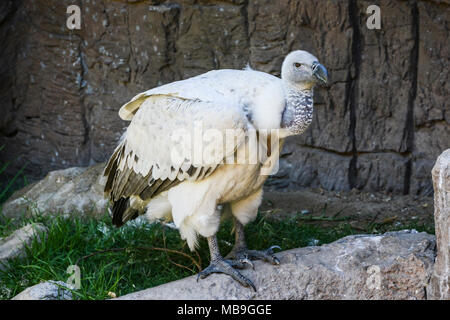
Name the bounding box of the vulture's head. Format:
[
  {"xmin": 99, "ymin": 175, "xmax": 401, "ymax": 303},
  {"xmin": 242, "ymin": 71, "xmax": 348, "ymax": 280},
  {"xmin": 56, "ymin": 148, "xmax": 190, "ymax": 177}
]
[{"xmin": 281, "ymin": 50, "xmax": 328, "ymax": 90}]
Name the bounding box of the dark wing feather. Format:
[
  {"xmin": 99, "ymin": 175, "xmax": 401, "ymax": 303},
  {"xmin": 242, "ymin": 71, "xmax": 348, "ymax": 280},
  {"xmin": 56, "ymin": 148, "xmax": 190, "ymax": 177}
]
[
  {"xmin": 103, "ymin": 142, "xmax": 186, "ymax": 227},
  {"xmin": 111, "ymin": 197, "xmax": 131, "ymax": 227}
]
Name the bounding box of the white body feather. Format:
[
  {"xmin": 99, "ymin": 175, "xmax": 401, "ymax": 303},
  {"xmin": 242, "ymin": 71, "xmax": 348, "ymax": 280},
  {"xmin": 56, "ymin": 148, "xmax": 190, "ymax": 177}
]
[
  {"xmin": 112, "ymin": 67, "xmax": 306, "ymax": 250},
  {"xmin": 120, "ymin": 69, "xmax": 286, "ymax": 131}
]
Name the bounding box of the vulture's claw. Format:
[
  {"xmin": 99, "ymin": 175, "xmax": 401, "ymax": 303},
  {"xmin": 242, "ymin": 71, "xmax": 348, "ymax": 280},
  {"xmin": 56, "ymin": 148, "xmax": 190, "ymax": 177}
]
[
  {"xmin": 223, "ymin": 257, "xmax": 254, "ymax": 270},
  {"xmin": 197, "ymin": 258, "xmax": 256, "ymax": 291},
  {"xmin": 241, "ymin": 258, "xmax": 255, "ymax": 270},
  {"xmin": 226, "ymin": 245, "xmax": 282, "ymax": 266},
  {"xmin": 267, "ymin": 245, "xmax": 282, "ymax": 254}
]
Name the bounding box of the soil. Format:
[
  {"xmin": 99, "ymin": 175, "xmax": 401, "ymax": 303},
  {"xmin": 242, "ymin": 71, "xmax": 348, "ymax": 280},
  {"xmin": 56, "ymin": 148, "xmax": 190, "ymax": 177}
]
[{"xmin": 260, "ymin": 188, "xmax": 435, "ymax": 231}]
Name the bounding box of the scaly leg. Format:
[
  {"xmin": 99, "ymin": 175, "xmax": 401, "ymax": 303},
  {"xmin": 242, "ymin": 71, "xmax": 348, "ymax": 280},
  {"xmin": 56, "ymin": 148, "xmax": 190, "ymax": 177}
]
[
  {"xmin": 197, "ymin": 234, "xmax": 256, "ymax": 291},
  {"xmin": 225, "ymin": 217, "xmax": 281, "ymax": 265}
]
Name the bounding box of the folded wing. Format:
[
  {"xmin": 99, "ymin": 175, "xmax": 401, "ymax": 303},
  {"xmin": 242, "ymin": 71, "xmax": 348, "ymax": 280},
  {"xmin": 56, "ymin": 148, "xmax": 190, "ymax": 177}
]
[{"xmin": 104, "ymin": 94, "xmax": 249, "ymax": 226}]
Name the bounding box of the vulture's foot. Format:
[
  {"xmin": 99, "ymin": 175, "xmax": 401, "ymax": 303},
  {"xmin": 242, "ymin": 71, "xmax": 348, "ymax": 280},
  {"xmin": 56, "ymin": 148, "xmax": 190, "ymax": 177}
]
[
  {"xmin": 197, "ymin": 258, "xmax": 256, "ymax": 291},
  {"xmin": 226, "ymin": 245, "xmax": 281, "ymax": 266}
]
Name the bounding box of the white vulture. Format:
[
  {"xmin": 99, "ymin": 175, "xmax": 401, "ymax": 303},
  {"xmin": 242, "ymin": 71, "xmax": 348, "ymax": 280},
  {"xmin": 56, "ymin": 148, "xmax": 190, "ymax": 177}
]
[{"xmin": 103, "ymin": 50, "xmax": 328, "ymax": 290}]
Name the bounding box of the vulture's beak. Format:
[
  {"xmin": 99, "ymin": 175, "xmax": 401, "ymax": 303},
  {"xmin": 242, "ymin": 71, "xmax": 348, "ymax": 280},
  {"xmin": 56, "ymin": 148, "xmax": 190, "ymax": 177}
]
[{"xmin": 312, "ymin": 61, "xmax": 328, "ymax": 87}]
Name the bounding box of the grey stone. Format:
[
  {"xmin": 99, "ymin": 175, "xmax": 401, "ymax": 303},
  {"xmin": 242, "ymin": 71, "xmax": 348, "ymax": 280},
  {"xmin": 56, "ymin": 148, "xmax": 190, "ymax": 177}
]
[
  {"xmin": 1, "ymin": 163, "xmax": 107, "ymax": 219},
  {"xmin": 427, "ymin": 149, "xmax": 450, "ymax": 300},
  {"xmin": 12, "ymin": 281, "xmax": 74, "ymax": 300},
  {"xmin": 0, "ymin": 223, "xmax": 47, "ymax": 271},
  {"xmin": 116, "ymin": 230, "xmax": 436, "ymax": 300}
]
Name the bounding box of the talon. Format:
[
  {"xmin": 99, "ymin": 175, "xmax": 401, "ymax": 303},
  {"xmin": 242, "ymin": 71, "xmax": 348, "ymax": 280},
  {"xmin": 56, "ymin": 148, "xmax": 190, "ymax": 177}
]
[
  {"xmin": 242, "ymin": 258, "xmax": 254, "ymax": 270},
  {"xmin": 227, "ymin": 245, "xmax": 281, "ymax": 266},
  {"xmin": 197, "ymin": 258, "xmax": 256, "ymax": 291},
  {"xmin": 247, "ymin": 280, "xmax": 257, "ymax": 292},
  {"xmin": 273, "ymin": 256, "xmax": 280, "ymax": 265},
  {"xmin": 267, "ymin": 245, "xmax": 281, "ymax": 254}
]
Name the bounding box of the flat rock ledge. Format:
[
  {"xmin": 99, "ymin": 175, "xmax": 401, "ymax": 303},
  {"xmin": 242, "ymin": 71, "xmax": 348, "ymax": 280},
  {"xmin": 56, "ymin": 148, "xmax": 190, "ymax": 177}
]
[{"xmin": 116, "ymin": 230, "xmax": 436, "ymax": 300}]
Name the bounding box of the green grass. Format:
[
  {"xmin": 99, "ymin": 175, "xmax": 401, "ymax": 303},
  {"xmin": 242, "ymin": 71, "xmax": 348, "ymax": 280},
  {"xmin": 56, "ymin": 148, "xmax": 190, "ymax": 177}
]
[
  {"xmin": 0, "ymin": 212, "xmax": 354, "ymax": 300},
  {"xmin": 0, "ymin": 209, "xmax": 434, "ymax": 300}
]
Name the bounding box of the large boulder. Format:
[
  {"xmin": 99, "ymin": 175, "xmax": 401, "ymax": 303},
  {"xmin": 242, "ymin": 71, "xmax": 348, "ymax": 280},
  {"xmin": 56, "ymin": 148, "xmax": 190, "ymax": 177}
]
[
  {"xmin": 116, "ymin": 230, "xmax": 436, "ymax": 300},
  {"xmin": 1, "ymin": 163, "xmax": 107, "ymax": 219},
  {"xmin": 12, "ymin": 281, "xmax": 74, "ymax": 300}
]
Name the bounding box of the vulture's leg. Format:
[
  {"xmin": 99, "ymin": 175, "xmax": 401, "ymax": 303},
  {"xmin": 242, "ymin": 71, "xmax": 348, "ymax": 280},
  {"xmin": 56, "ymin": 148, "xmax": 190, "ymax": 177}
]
[
  {"xmin": 226, "ymin": 217, "xmax": 281, "ymax": 265},
  {"xmin": 197, "ymin": 234, "xmax": 256, "ymax": 291}
]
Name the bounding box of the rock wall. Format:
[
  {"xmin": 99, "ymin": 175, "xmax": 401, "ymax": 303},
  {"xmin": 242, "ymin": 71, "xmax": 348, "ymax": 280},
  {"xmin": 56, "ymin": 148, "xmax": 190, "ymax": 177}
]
[{"xmin": 0, "ymin": 0, "xmax": 448, "ymax": 195}]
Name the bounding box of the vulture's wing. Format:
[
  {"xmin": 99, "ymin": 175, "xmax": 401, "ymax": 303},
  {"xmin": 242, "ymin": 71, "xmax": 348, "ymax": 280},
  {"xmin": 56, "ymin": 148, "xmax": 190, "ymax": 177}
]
[{"xmin": 104, "ymin": 94, "xmax": 250, "ymax": 226}]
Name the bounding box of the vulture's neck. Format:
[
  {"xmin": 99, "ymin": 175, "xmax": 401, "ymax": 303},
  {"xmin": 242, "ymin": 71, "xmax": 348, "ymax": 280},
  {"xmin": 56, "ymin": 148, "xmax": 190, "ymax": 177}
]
[{"xmin": 280, "ymin": 85, "xmax": 314, "ymax": 136}]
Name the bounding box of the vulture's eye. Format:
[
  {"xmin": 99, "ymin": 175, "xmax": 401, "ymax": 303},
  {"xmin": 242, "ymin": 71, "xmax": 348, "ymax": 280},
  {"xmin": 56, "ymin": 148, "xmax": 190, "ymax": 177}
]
[{"xmin": 294, "ymin": 62, "xmax": 302, "ymax": 68}]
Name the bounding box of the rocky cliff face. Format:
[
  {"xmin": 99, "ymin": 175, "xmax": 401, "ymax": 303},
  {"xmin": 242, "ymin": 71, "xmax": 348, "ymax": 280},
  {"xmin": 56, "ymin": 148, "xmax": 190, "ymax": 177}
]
[{"xmin": 0, "ymin": 0, "xmax": 448, "ymax": 195}]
